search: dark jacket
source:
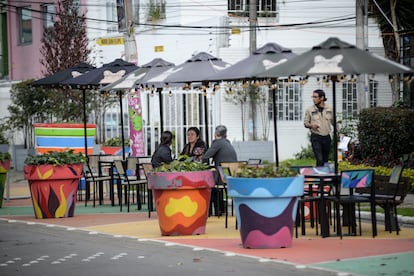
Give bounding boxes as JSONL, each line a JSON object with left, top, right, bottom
{"left": 202, "top": 138, "right": 237, "bottom": 165}
{"left": 180, "top": 139, "right": 207, "bottom": 159}
{"left": 151, "top": 144, "right": 173, "bottom": 168}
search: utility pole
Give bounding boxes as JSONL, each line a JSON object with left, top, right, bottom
{"left": 356, "top": 0, "right": 368, "bottom": 110}
{"left": 123, "top": 0, "right": 138, "bottom": 63}
{"left": 249, "top": 0, "right": 257, "bottom": 54}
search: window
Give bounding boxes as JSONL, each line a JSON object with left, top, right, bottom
{"left": 42, "top": 4, "right": 55, "bottom": 30}
{"left": 228, "top": 0, "right": 277, "bottom": 18}
{"left": 273, "top": 80, "right": 302, "bottom": 121}
{"left": 369, "top": 79, "right": 378, "bottom": 107}
{"left": 106, "top": 1, "right": 117, "bottom": 32}
{"left": 18, "top": 7, "right": 32, "bottom": 44}
{"left": 342, "top": 81, "right": 358, "bottom": 119}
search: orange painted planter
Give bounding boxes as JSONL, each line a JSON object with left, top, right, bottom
{"left": 147, "top": 170, "right": 215, "bottom": 236}
{"left": 0, "top": 159, "right": 11, "bottom": 208}
{"left": 23, "top": 164, "right": 83, "bottom": 219}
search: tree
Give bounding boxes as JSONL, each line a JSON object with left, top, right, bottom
{"left": 369, "top": 0, "right": 414, "bottom": 103}
{"left": 40, "top": 0, "right": 90, "bottom": 74}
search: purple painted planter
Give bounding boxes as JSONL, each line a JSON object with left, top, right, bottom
{"left": 227, "top": 176, "right": 304, "bottom": 249}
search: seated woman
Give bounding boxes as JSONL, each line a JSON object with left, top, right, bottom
{"left": 151, "top": 131, "right": 174, "bottom": 168}
{"left": 180, "top": 127, "right": 207, "bottom": 162}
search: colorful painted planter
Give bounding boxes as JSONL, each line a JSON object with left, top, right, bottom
{"left": 33, "top": 123, "right": 96, "bottom": 155}
{"left": 24, "top": 164, "right": 83, "bottom": 219}
{"left": 0, "top": 159, "right": 11, "bottom": 208}
{"left": 147, "top": 170, "right": 215, "bottom": 236}
{"left": 227, "top": 175, "right": 304, "bottom": 249}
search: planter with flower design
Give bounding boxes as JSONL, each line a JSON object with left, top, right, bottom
{"left": 23, "top": 150, "right": 85, "bottom": 218}
{"left": 147, "top": 160, "right": 214, "bottom": 236}
{"left": 0, "top": 152, "right": 11, "bottom": 208}
{"left": 227, "top": 164, "right": 304, "bottom": 249}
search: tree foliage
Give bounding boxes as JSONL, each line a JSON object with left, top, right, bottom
{"left": 369, "top": 0, "right": 414, "bottom": 103}
{"left": 40, "top": 0, "right": 90, "bottom": 74}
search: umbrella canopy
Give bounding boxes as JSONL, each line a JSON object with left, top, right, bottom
{"left": 204, "top": 42, "right": 297, "bottom": 165}
{"left": 63, "top": 58, "right": 138, "bottom": 89}
{"left": 257, "top": 37, "right": 413, "bottom": 77}
{"left": 62, "top": 58, "right": 139, "bottom": 159}
{"left": 257, "top": 37, "right": 413, "bottom": 173}
{"left": 158, "top": 52, "right": 230, "bottom": 84}
{"left": 99, "top": 58, "right": 176, "bottom": 92}
{"left": 31, "top": 62, "right": 95, "bottom": 87}
{"left": 205, "top": 42, "right": 297, "bottom": 81}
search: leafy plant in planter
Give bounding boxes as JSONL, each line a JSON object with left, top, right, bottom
{"left": 0, "top": 152, "right": 11, "bottom": 162}
{"left": 233, "top": 163, "right": 297, "bottom": 178}
{"left": 103, "top": 137, "right": 130, "bottom": 147}
{"left": 153, "top": 158, "right": 210, "bottom": 172}
{"left": 24, "top": 149, "right": 86, "bottom": 165}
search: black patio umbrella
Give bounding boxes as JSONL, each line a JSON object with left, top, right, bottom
{"left": 148, "top": 52, "right": 231, "bottom": 146}
{"left": 257, "top": 37, "right": 413, "bottom": 173}
{"left": 204, "top": 42, "right": 297, "bottom": 165}
{"left": 31, "top": 62, "right": 95, "bottom": 88}
{"left": 205, "top": 42, "right": 296, "bottom": 81}
{"left": 100, "top": 58, "right": 176, "bottom": 91}
{"left": 63, "top": 58, "right": 139, "bottom": 159}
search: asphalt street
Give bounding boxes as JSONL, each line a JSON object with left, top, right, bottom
{"left": 0, "top": 220, "right": 337, "bottom": 276}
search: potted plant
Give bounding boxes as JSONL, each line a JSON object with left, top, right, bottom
{"left": 0, "top": 152, "right": 11, "bottom": 208}
{"left": 147, "top": 159, "right": 215, "bottom": 236}
{"left": 24, "top": 149, "right": 86, "bottom": 219}
{"left": 101, "top": 137, "right": 130, "bottom": 155}
{"left": 226, "top": 164, "right": 304, "bottom": 249}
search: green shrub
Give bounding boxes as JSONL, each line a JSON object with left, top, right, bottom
{"left": 103, "top": 137, "right": 130, "bottom": 147}
{"left": 358, "top": 107, "right": 414, "bottom": 167}
{"left": 24, "top": 150, "right": 86, "bottom": 166}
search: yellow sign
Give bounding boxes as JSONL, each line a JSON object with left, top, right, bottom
{"left": 231, "top": 28, "right": 241, "bottom": 35}
{"left": 154, "top": 45, "right": 164, "bottom": 52}
{"left": 96, "top": 37, "right": 124, "bottom": 46}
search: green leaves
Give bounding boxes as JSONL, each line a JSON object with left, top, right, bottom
{"left": 153, "top": 159, "right": 210, "bottom": 172}
{"left": 234, "top": 163, "right": 297, "bottom": 178}
{"left": 24, "top": 149, "right": 86, "bottom": 166}
{"left": 0, "top": 152, "right": 11, "bottom": 162}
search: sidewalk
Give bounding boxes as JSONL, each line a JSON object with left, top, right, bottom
{"left": 1, "top": 170, "right": 414, "bottom": 275}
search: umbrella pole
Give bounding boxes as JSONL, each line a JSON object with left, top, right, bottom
{"left": 203, "top": 87, "right": 209, "bottom": 148}
{"left": 331, "top": 76, "right": 338, "bottom": 174}
{"left": 158, "top": 88, "right": 164, "bottom": 133}
{"left": 83, "top": 89, "right": 88, "bottom": 157}
{"left": 119, "top": 91, "right": 126, "bottom": 160}
{"left": 272, "top": 88, "right": 279, "bottom": 166}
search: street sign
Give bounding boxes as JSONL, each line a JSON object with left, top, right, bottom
{"left": 154, "top": 45, "right": 164, "bottom": 52}
{"left": 96, "top": 37, "right": 125, "bottom": 46}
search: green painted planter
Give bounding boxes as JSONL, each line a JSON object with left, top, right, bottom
{"left": 0, "top": 159, "right": 11, "bottom": 208}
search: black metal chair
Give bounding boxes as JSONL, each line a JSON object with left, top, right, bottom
{"left": 327, "top": 169, "right": 377, "bottom": 238}
{"left": 113, "top": 159, "right": 147, "bottom": 212}
{"left": 83, "top": 155, "right": 112, "bottom": 207}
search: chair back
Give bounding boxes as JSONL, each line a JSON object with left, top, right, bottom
{"left": 220, "top": 161, "right": 247, "bottom": 176}
{"left": 341, "top": 169, "right": 374, "bottom": 189}
{"left": 114, "top": 159, "right": 127, "bottom": 176}
{"left": 389, "top": 165, "right": 403, "bottom": 185}
{"left": 247, "top": 158, "right": 261, "bottom": 165}
{"left": 141, "top": 163, "right": 153, "bottom": 179}
{"left": 216, "top": 166, "right": 231, "bottom": 184}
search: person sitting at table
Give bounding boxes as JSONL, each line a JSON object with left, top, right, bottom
{"left": 202, "top": 125, "right": 238, "bottom": 216}
{"left": 151, "top": 130, "right": 173, "bottom": 168}
{"left": 180, "top": 127, "right": 207, "bottom": 162}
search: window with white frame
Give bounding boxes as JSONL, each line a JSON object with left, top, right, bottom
{"left": 42, "top": 4, "right": 55, "bottom": 30}
{"left": 369, "top": 79, "right": 378, "bottom": 107}
{"left": 272, "top": 80, "right": 302, "bottom": 121}
{"left": 228, "top": 0, "right": 277, "bottom": 17}
{"left": 342, "top": 81, "right": 358, "bottom": 119}
{"left": 18, "top": 7, "right": 32, "bottom": 44}
{"left": 106, "top": 1, "right": 117, "bottom": 32}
